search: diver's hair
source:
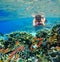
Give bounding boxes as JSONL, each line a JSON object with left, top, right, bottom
{"left": 35, "top": 15, "right": 41, "bottom": 21}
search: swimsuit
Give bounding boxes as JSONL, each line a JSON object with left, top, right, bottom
{"left": 36, "top": 22, "right": 43, "bottom": 26}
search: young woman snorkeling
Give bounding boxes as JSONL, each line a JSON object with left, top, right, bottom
{"left": 33, "top": 15, "right": 46, "bottom": 26}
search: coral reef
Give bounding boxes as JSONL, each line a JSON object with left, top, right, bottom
{"left": 0, "top": 24, "right": 60, "bottom": 62}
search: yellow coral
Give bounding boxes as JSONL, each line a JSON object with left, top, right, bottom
{"left": 48, "top": 33, "right": 57, "bottom": 43}
{"left": 0, "top": 60, "right": 3, "bottom": 62}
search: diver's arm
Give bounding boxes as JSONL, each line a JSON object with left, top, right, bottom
{"left": 41, "top": 17, "right": 45, "bottom": 22}
{"left": 41, "top": 17, "right": 46, "bottom": 26}
{"left": 33, "top": 19, "right": 36, "bottom": 26}
{"left": 43, "top": 22, "right": 45, "bottom": 26}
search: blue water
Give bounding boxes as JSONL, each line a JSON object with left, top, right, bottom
{"left": 0, "top": 17, "right": 60, "bottom": 34}
{"left": 0, "top": 0, "right": 60, "bottom": 35}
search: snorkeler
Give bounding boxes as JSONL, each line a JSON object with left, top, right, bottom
{"left": 33, "top": 15, "right": 46, "bottom": 26}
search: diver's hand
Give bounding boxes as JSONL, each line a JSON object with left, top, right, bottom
{"left": 43, "top": 23, "right": 45, "bottom": 26}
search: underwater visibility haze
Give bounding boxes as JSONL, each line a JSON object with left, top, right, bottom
{"left": 0, "top": 0, "right": 60, "bottom": 62}
{"left": 0, "top": 0, "right": 60, "bottom": 34}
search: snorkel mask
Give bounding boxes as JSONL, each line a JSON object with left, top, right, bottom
{"left": 35, "top": 15, "right": 41, "bottom": 21}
